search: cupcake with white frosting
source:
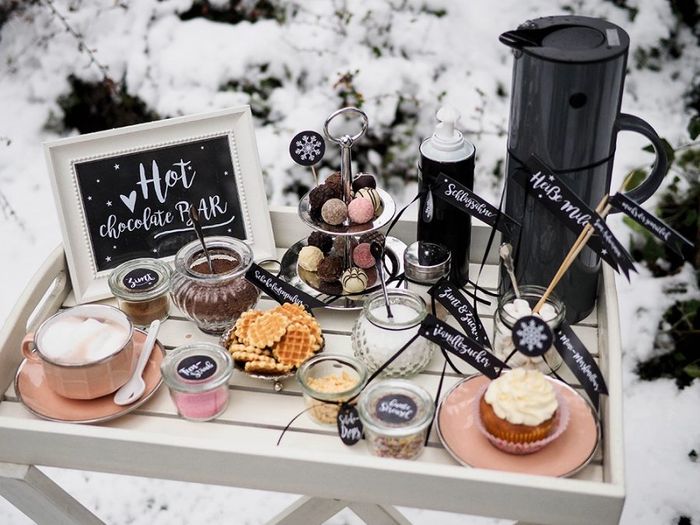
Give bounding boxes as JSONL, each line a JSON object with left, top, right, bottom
{"left": 479, "top": 368, "right": 559, "bottom": 444}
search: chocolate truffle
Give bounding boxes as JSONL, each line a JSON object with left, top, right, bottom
{"left": 332, "top": 236, "right": 358, "bottom": 256}
{"left": 352, "top": 173, "right": 377, "bottom": 193}
{"left": 307, "top": 231, "right": 333, "bottom": 254}
{"left": 325, "top": 172, "right": 342, "bottom": 186}
{"left": 309, "top": 185, "right": 335, "bottom": 218}
{"left": 348, "top": 197, "right": 375, "bottom": 225}
{"left": 359, "top": 231, "right": 386, "bottom": 246}
{"left": 352, "top": 243, "right": 375, "bottom": 269}
{"left": 298, "top": 246, "right": 324, "bottom": 272}
{"left": 355, "top": 187, "right": 381, "bottom": 215}
{"left": 341, "top": 267, "right": 368, "bottom": 294}
{"left": 317, "top": 255, "right": 344, "bottom": 283}
{"left": 321, "top": 198, "right": 348, "bottom": 226}
{"left": 325, "top": 180, "right": 344, "bottom": 200}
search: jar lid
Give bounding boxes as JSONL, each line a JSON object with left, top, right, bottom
{"left": 108, "top": 258, "right": 171, "bottom": 301}
{"left": 358, "top": 379, "right": 434, "bottom": 435}
{"left": 404, "top": 242, "right": 451, "bottom": 284}
{"left": 160, "top": 343, "right": 233, "bottom": 393}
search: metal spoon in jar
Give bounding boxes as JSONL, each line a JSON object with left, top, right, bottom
{"left": 370, "top": 241, "right": 393, "bottom": 319}
{"left": 114, "top": 320, "right": 161, "bottom": 406}
{"left": 189, "top": 203, "right": 214, "bottom": 274}
{"left": 499, "top": 242, "right": 521, "bottom": 299}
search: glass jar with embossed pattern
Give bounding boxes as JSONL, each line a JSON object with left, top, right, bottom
{"left": 170, "top": 237, "right": 259, "bottom": 335}
{"left": 352, "top": 289, "right": 435, "bottom": 378}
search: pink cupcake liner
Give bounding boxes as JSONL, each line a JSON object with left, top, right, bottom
{"left": 473, "top": 385, "right": 570, "bottom": 455}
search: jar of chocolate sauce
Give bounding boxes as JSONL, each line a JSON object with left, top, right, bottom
{"left": 170, "top": 237, "right": 259, "bottom": 334}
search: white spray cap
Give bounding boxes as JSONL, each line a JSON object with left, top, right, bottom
{"left": 424, "top": 105, "right": 470, "bottom": 158}
{"left": 434, "top": 106, "right": 460, "bottom": 142}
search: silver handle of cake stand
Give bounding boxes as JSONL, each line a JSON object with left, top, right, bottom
{"left": 323, "top": 107, "right": 369, "bottom": 267}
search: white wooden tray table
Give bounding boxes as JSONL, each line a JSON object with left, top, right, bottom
{"left": 0, "top": 207, "right": 625, "bottom": 525}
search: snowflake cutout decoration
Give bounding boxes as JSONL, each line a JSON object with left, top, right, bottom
{"left": 512, "top": 315, "right": 553, "bottom": 357}
{"left": 289, "top": 130, "right": 325, "bottom": 166}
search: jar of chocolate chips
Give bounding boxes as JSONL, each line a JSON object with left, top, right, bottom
{"left": 108, "top": 258, "right": 171, "bottom": 328}
{"left": 170, "top": 237, "right": 259, "bottom": 335}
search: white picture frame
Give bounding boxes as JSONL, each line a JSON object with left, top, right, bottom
{"left": 44, "top": 105, "right": 276, "bottom": 304}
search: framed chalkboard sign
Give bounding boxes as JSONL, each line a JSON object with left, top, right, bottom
{"left": 44, "top": 106, "right": 276, "bottom": 303}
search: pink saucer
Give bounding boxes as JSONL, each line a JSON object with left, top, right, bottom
{"left": 15, "top": 329, "right": 165, "bottom": 424}
{"left": 437, "top": 374, "right": 600, "bottom": 477}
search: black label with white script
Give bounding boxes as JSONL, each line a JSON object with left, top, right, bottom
{"left": 122, "top": 267, "right": 159, "bottom": 291}
{"left": 515, "top": 156, "right": 636, "bottom": 279}
{"left": 420, "top": 314, "right": 507, "bottom": 379}
{"left": 337, "top": 403, "right": 363, "bottom": 446}
{"left": 554, "top": 323, "right": 608, "bottom": 410}
{"left": 511, "top": 315, "right": 553, "bottom": 357}
{"left": 245, "top": 263, "right": 325, "bottom": 310}
{"left": 609, "top": 192, "right": 693, "bottom": 259}
{"left": 429, "top": 279, "right": 491, "bottom": 349}
{"left": 177, "top": 355, "right": 218, "bottom": 381}
{"left": 432, "top": 173, "right": 520, "bottom": 238}
{"left": 375, "top": 394, "right": 417, "bottom": 424}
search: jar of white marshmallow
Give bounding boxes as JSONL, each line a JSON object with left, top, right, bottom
{"left": 493, "top": 285, "right": 565, "bottom": 373}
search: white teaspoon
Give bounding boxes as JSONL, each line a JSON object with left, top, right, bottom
{"left": 114, "top": 319, "right": 161, "bottom": 406}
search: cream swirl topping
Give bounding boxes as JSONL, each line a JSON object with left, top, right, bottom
{"left": 484, "top": 368, "right": 558, "bottom": 426}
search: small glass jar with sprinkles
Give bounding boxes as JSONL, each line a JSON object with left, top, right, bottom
{"left": 358, "top": 379, "right": 434, "bottom": 460}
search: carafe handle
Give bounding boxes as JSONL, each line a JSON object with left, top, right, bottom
{"left": 613, "top": 113, "right": 669, "bottom": 209}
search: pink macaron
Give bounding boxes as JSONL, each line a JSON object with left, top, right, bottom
{"left": 352, "top": 243, "right": 376, "bottom": 269}
{"left": 348, "top": 197, "right": 375, "bottom": 225}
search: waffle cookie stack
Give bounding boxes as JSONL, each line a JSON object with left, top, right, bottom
{"left": 226, "top": 303, "right": 324, "bottom": 376}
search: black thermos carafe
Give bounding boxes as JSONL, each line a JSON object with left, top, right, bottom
{"left": 500, "top": 16, "right": 668, "bottom": 322}
{"left": 418, "top": 106, "right": 476, "bottom": 286}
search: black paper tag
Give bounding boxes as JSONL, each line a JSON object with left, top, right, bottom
{"left": 375, "top": 394, "right": 417, "bottom": 424}
{"left": 554, "top": 323, "right": 608, "bottom": 410}
{"left": 609, "top": 192, "right": 693, "bottom": 259}
{"left": 516, "top": 156, "right": 636, "bottom": 279}
{"left": 122, "top": 267, "right": 159, "bottom": 291}
{"left": 177, "top": 355, "right": 217, "bottom": 381}
{"left": 429, "top": 279, "right": 491, "bottom": 349}
{"left": 245, "top": 263, "right": 325, "bottom": 310}
{"left": 337, "top": 403, "right": 363, "bottom": 446}
{"left": 432, "top": 174, "right": 520, "bottom": 238}
{"left": 420, "top": 314, "right": 507, "bottom": 379}
{"left": 289, "top": 130, "right": 325, "bottom": 166}
{"left": 511, "top": 315, "right": 553, "bottom": 357}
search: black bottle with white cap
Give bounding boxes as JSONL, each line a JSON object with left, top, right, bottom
{"left": 417, "top": 106, "right": 475, "bottom": 286}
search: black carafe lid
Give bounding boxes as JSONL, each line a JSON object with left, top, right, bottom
{"left": 500, "top": 15, "right": 629, "bottom": 63}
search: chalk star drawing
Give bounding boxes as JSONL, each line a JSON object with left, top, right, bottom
{"left": 87, "top": 196, "right": 92, "bottom": 201}
{"left": 114, "top": 164, "right": 119, "bottom": 170}
{"left": 105, "top": 256, "right": 112, "bottom": 262}
{"left": 601, "top": 249, "right": 608, "bottom": 255}
{"left": 106, "top": 201, "right": 112, "bottom": 207}
{"left": 515, "top": 319, "right": 548, "bottom": 353}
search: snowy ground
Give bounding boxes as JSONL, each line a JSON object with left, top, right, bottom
{"left": 0, "top": 0, "right": 698, "bottom": 523}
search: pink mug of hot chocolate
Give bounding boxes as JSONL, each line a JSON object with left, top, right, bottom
{"left": 21, "top": 304, "right": 135, "bottom": 400}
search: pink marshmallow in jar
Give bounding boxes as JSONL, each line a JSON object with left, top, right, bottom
{"left": 161, "top": 343, "right": 233, "bottom": 421}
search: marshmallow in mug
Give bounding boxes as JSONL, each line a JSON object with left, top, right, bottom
{"left": 502, "top": 299, "right": 557, "bottom": 323}
{"left": 40, "top": 316, "right": 130, "bottom": 365}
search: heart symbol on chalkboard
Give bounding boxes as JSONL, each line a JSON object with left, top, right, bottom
{"left": 119, "top": 191, "right": 137, "bottom": 213}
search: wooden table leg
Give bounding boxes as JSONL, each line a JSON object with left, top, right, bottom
{"left": 347, "top": 502, "right": 412, "bottom": 524}
{"left": 0, "top": 462, "right": 104, "bottom": 525}
{"left": 266, "top": 496, "right": 349, "bottom": 524}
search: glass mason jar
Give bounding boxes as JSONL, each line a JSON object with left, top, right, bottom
{"left": 493, "top": 285, "right": 565, "bottom": 373}
{"left": 297, "top": 354, "right": 367, "bottom": 425}
{"left": 108, "top": 258, "right": 171, "bottom": 328}
{"left": 170, "top": 237, "right": 259, "bottom": 335}
{"left": 161, "top": 342, "right": 233, "bottom": 421}
{"left": 358, "top": 379, "right": 434, "bottom": 460}
{"left": 352, "top": 289, "right": 435, "bottom": 378}
{"left": 403, "top": 241, "right": 451, "bottom": 320}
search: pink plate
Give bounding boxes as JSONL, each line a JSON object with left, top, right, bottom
{"left": 15, "top": 329, "right": 165, "bottom": 424}
{"left": 437, "top": 374, "right": 600, "bottom": 477}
